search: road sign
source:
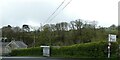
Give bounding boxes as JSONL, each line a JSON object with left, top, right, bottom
{"left": 108, "top": 34, "right": 116, "bottom": 42}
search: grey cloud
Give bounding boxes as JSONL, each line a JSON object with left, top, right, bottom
{"left": 1, "top": 0, "right": 62, "bottom": 27}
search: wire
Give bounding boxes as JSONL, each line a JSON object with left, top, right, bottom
{"left": 62, "top": 0, "right": 72, "bottom": 10}
{"left": 48, "top": 0, "right": 72, "bottom": 23}
{"left": 45, "top": 0, "right": 66, "bottom": 24}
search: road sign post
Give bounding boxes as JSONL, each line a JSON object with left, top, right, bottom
{"left": 108, "top": 34, "right": 116, "bottom": 58}
{"left": 108, "top": 42, "right": 111, "bottom": 58}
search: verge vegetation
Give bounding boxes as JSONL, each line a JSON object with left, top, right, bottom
{"left": 10, "top": 41, "right": 119, "bottom": 58}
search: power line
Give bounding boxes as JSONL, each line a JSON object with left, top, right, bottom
{"left": 62, "top": 0, "right": 72, "bottom": 10}
{"left": 48, "top": 0, "right": 72, "bottom": 23}
{"left": 45, "top": 0, "right": 66, "bottom": 24}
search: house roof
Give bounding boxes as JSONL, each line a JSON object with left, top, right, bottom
{"left": 0, "top": 40, "right": 27, "bottom": 48}
{"left": 12, "top": 41, "right": 27, "bottom": 48}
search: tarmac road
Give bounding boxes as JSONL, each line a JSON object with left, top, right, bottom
{"left": 1, "top": 57, "right": 82, "bottom": 60}
{"left": 1, "top": 57, "right": 118, "bottom": 60}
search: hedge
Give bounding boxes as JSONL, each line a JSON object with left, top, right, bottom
{"left": 9, "top": 47, "right": 43, "bottom": 56}
{"left": 51, "top": 41, "right": 119, "bottom": 58}
{"left": 10, "top": 41, "right": 119, "bottom": 58}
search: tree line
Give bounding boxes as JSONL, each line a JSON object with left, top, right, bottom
{"left": 1, "top": 19, "right": 119, "bottom": 47}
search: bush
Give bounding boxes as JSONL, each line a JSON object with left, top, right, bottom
{"left": 51, "top": 41, "right": 119, "bottom": 58}
{"left": 10, "top": 41, "right": 119, "bottom": 58}
{"left": 9, "top": 47, "right": 43, "bottom": 56}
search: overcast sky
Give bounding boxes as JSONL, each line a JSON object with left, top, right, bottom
{"left": 0, "top": 0, "right": 119, "bottom": 28}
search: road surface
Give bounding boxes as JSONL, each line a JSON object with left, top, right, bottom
{"left": 1, "top": 57, "right": 82, "bottom": 60}
{"left": 1, "top": 57, "right": 118, "bottom": 60}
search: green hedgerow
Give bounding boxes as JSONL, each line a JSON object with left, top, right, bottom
{"left": 10, "top": 41, "right": 119, "bottom": 58}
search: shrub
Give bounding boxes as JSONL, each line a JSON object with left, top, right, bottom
{"left": 9, "top": 47, "right": 43, "bottom": 56}
{"left": 10, "top": 41, "right": 119, "bottom": 58}
{"left": 51, "top": 41, "right": 119, "bottom": 58}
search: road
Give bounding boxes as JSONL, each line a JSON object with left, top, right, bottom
{"left": 1, "top": 57, "right": 82, "bottom": 60}
{"left": 1, "top": 57, "right": 118, "bottom": 60}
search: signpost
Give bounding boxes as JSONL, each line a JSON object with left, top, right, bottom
{"left": 108, "top": 34, "right": 116, "bottom": 42}
{"left": 108, "top": 34, "right": 116, "bottom": 58}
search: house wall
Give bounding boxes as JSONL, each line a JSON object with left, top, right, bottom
{"left": 9, "top": 43, "right": 19, "bottom": 50}
{"left": 2, "top": 47, "right": 10, "bottom": 55}
{"left": 0, "top": 48, "right": 2, "bottom": 55}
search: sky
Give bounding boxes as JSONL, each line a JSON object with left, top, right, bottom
{"left": 0, "top": 0, "right": 120, "bottom": 28}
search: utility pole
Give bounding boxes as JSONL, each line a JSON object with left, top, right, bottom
{"left": 33, "top": 29, "right": 37, "bottom": 48}
{"left": 40, "top": 23, "right": 42, "bottom": 31}
{"left": 33, "top": 34, "right": 35, "bottom": 47}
